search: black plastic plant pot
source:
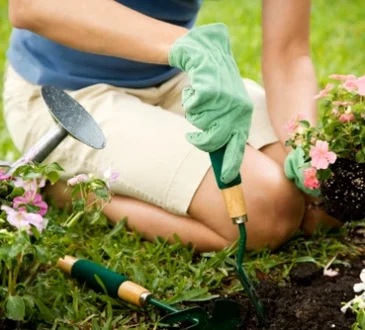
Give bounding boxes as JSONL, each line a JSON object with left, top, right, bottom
{"left": 320, "top": 158, "right": 365, "bottom": 223}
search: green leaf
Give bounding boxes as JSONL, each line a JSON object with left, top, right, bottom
{"left": 44, "top": 162, "right": 64, "bottom": 172}
{"left": 33, "top": 298, "right": 54, "bottom": 321}
{"left": 285, "top": 138, "right": 294, "bottom": 147}
{"left": 7, "top": 187, "right": 24, "bottom": 199}
{"left": 358, "top": 310, "right": 365, "bottom": 329}
{"left": 30, "top": 225, "right": 41, "bottom": 240}
{"left": 355, "top": 150, "right": 365, "bottom": 163}
{"left": 46, "top": 171, "right": 60, "bottom": 185}
{"left": 5, "top": 295, "right": 26, "bottom": 320}
{"left": 34, "top": 245, "right": 49, "bottom": 263}
{"left": 355, "top": 147, "right": 365, "bottom": 163}
{"left": 25, "top": 204, "right": 41, "bottom": 214}
{"left": 106, "top": 219, "right": 126, "bottom": 239}
{"left": 22, "top": 172, "right": 42, "bottom": 180}
{"left": 72, "top": 199, "right": 86, "bottom": 212}
{"left": 294, "top": 256, "right": 318, "bottom": 264}
{"left": 9, "top": 243, "right": 26, "bottom": 259}
{"left": 317, "top": 169, "right": 332, "bottom": 181}
{"left": 94, "top": 189, "right": 110, "bottom": 201}
{"left": 167, "top": 288, "right": 209, "bottom": 304}
{"left": 92, "top": 318, "right": 101, "bottom": 330}
{"left": 299, "top": 120, "right": 310, "bottom": 128}
{"left": 71, "top": 184, "right": 81, "bottom": 199}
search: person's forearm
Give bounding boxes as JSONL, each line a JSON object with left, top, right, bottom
{"left": 262, "top": 54, "right": 318, "bottom": 148}
{"left": 9, "top": 0, "right": 188, "bottom": 64}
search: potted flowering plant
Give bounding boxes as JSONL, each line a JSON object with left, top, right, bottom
{"left": 285, "top": 74, "right": 365, "bottom": 222}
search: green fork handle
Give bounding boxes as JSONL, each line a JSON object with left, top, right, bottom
{"left": 209, "top": 146, "right": 247, "bottom": 223}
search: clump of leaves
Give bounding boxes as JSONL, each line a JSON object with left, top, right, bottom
{"left": 0, "top": 162, "right": 113, "bottom": 323}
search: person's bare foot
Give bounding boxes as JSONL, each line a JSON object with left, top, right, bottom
{"left": 300, "top": 195, "right": 342, "bottom": 234}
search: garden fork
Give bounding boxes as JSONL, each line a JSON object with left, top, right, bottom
{"left": 207, "top": 146, "right": 267, "bottom": 327}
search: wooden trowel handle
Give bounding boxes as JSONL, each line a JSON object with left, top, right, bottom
{"left": 57, "top": 256, "right": 151, "bottom": 307}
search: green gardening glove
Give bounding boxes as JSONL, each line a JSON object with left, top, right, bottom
{"left": 168, "top": 23, "right": 253, "bottom": 184}
{"left": 284, "top": 147, "right": 320, "bottom": 198}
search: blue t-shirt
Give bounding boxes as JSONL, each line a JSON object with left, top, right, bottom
{"left": 7, "top": 0, "right": 202, "bottom": 90}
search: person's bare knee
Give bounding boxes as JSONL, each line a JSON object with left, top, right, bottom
{"left": 189, "top": 146, "right": 306, "bottom": 251}
{"left": 245, "top": 173, "right": 305, "bottom": 250}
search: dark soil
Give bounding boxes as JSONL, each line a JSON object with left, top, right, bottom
{"left": 321, "top": 158, "right": 365, "bottom": 222}
{"left": 169, "top": 259, "right": 363, "bottom": 330}
{"left": 235, "top": 260, "right": 360, "bottom": 330}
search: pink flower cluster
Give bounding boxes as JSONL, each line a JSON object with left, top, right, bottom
{"left": 338, "top": 107, "right": 355, "bottom": 123}
{"left": 303, "top": 141, "right": 337, "bottom": 190}
{"left": 284, "top": 112, "right": 308, "bottom": 136}
{"left": 303, "top": 168, "right": 320, "bottom": 190}
{"left": 67, "top": 166, "right": 119, "bottom": 190}
{"left": 1, "top": 176, "right": 48, "bottom": 234}
{"left": 0, "top": 169, "right": 10, "bottom": 181}
{"left": 315, "top": 74, "right": 365, "bottom": 99}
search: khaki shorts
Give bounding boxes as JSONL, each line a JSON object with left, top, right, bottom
{"left": 2, "top": 63, "right": 278, "bottom": 216}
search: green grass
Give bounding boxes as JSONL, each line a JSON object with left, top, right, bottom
{"left": 0, "top": 0, "right": 16, "bottom": 161}
{"left": 0, "top": 1, "right": 364, "bottom": 329}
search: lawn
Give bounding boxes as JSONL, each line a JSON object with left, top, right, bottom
{"left": 0, "top": 1, "right": 365, "bottom": 329}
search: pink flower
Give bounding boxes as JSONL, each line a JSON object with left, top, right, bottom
{"left": 303, "top": 168, "right": 320, "bottom": 190}
{"left": 309, "top": 140, "right": 337, "bottom": 170}
{"left": 0, "top": 169, "right": 10, "bottom": 181}
{"left": 67, "top": 174, "right": 89, "bottom": 186}
{"left": 1, "top": 205, "right": 46, "bottom": 234}
{"left": 339, "top": 106, "right": 355, "bottom": 122}
{"left": 356, "top": 75, "right": 365, "bottom": 96}
{"left": 329, "top": 74, "right": 357, "bottom": 81}
{"left": 13, "top": 191, "right": 48, "bottom": 216}
{"left": 342, "top": 79, "right": 358, "bottom": 92}
{"left": 339, "top": 113, "right": 355, "bottom": 122}
{"left": 314, "top": 83, "right": 334, "bottom": 99}
{"left": 14, "top": 177, "right": 46, "bottom": 191}
{"left": 284, "top": 112, "right": 308, "bottom": 136}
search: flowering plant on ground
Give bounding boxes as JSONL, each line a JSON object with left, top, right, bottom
{"left": 0, "top": 162, "right": 114, "bottom": 322}
{"left": 341, "top": 269, "right": 365, "bottom": 329}
{"left": 64, "top": 166, "right": 117, "bottom": 227}
{"left": 286, "top": 74, "right": 365, "bottom": 190}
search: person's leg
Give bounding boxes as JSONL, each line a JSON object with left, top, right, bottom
{"left": 45, "top": 144, "right": 305, "bottom": 252}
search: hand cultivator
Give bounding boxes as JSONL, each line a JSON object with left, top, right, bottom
{"left": 209, "top": 147, "right": 267, "bottom": 327}
{"left": 58, "top": 256, "right": 244, "bottom": 330}
{"left": 0, "top": 85, "right": 106, "bottom": 170}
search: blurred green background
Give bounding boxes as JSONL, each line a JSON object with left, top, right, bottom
{"left": 1, "top": 1, "right": 364, "bottom": 161}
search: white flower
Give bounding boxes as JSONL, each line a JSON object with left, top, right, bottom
{"left": 354, "top": 269, "right": 365, "bottom": 293}
{"left": 14, "top": 177, "right": 46, "bottom": 191}
{"left": 341, "top": 269, "right": 365, "bottom": 313}
{"left": 101, "top": 165, "right": 119, "bottom": 189}
{"left": 323, "top": 256, "right": 339, "bottom": 277}
{"left": 323, "top": 268, "right": 339, "bottom": 277}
